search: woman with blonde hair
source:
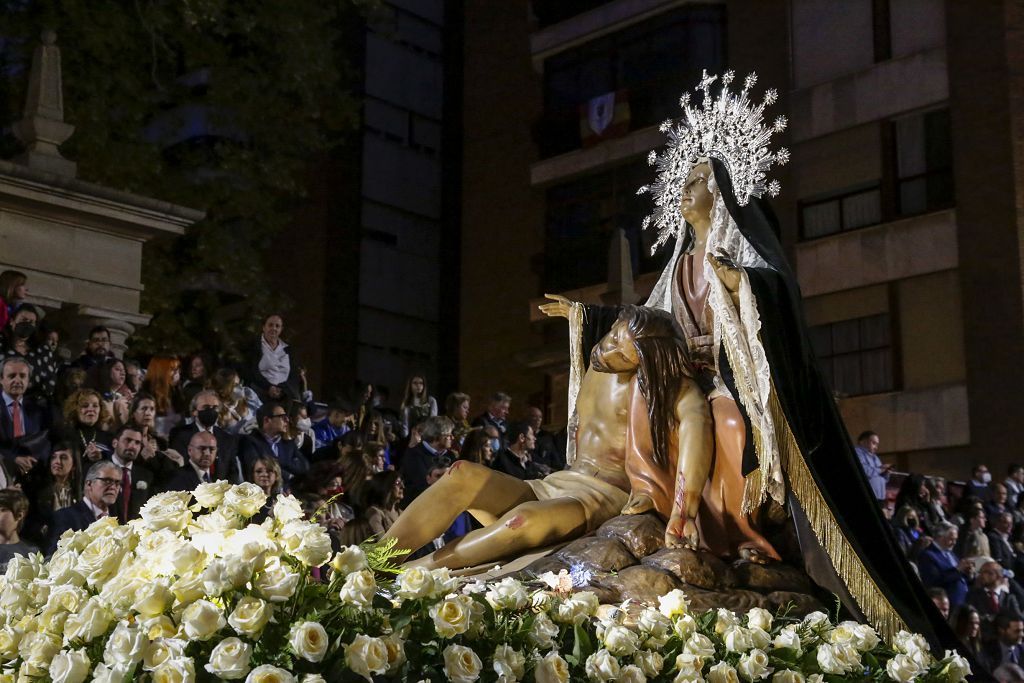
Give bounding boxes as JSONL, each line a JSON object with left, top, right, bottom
{"left": 211, "top": 367, "right": 259, "bottom": 434}
{"left": 58, "top": 388, "right": 114, "bottom": 465}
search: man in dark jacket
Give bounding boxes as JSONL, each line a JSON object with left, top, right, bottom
{"left": 47, "top": 460, "right": 121, "bottom": 554}
{"left": 917, "top": 522, "right": 974, "bottom": 610}
{"left": 169, "top": 390, "right": 241, "bottom": 484}
{"left": 238, "top": 401, "right": 309, "bottom": 487}
{"left": 0, "top": 356, "right": 49, "bottom": 482}
{"left": 491, "top": 420, "right": 546, "bottom": 480}
{"left": 399, "top": 416, "right": 454, "bottom": 503}
{"left": 163, "top": 431, "right": 220, "bottom": 493}
{"left": 110, "top": 424, "right": 157, "bottom": 524}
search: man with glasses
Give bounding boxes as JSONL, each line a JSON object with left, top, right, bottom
{"left": 169, "top": 390, "right": 242, "bottom": 484}
{"left": 71, "top": 325, "right": 114, "bottom": 371}
{"left": 163, "top": 431, "right": 220, "bottom": 493}
{"left": 46, "top": 460, "right": 121, "bottom": 554}
{"left": 399, "top": 415, "right": 455, "bottom": 503}
{"left": 239, "top": 400, "right": 310, "bottom": 488}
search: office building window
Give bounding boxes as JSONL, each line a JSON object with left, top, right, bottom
{"left": 538, "top": 5, "right": 726, "bottom": 157}
{"left": 895, "top": 108, "right": 953, "bottom": 216}
{"left": 810, "top": 313, "right": 895, "bottom": 397}
{"left": 799, "top": 184, "right": 882, "bottom": 240}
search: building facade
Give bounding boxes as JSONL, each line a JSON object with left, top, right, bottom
{"left": 460, "top": 0, "right": 1023, "bottom": 477}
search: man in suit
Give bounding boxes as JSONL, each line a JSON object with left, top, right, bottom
{"left": 967, "top": 560, "right": 1022, "bottom": 638}
{"left": 238, "top": 401, "right": 309, "bottom": 487}
{"left": 399, "top": 415, "right": 454, "bottom": 503}
{"left": 169, "top": 390, "right": 241, "bottom": 484}
{"left": 163, "top": 431, "right": 219, "bottom": 493}
{"left": 917, "top": 521, "right": 974, "bottom": 609}
{"left": 110, "top": 424, "right": 156, "bottom": 524}
{"left": 471, "top": 392, "right": 510, "bottom": 449}
{"left": 0, "top": 356, "right": 48, "bottom": 481}
{"left": 491, "top": 420, "right": 546, "bottom": 480}
{"left": 47, "top": 460, "right": 121, "bottom": 554}
{"left": 981, "top": 612, "right": 1024, "bottom": 672}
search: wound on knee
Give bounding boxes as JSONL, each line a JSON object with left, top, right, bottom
{"left": 449, "top": 460, "right": 465, "bottom": 472}
{"left": 506, "top": 514, "right": 525, "bottom": 529}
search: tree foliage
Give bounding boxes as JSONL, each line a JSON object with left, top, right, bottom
{"left": 0, "top": 0, "right": 374, "bottom": 359}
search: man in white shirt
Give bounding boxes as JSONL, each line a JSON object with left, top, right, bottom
{"left": 47, "top": 460, "right": 122, "bottom": 554}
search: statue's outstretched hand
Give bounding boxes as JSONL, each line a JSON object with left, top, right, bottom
{"left": 707, "top": 251, "right": 742, "bottom": 294}
{"left": 539, "top": 293, "right": 573, "bottom": 320}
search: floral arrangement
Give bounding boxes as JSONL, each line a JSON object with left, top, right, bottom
{"left": 0, "top": 482, "right": 972, "bottom": 683}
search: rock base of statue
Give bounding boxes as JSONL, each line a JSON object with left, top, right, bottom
{"left": 515, "top": 512, "right": 828, "bottom": 617}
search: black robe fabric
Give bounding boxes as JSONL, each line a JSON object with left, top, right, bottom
{"left": 577, "top": 157, "right": 979, "bottom": 671}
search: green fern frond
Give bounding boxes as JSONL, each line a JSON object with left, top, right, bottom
{"left": 360, "top": 536, "right": 409, "bottom": 574}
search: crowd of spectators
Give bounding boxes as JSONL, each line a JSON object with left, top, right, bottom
{"left": 865, "top": 425, "right": 1024, "bottom": 676}
{"left": 0, "top": 271, "right": 571, "bottom": 571}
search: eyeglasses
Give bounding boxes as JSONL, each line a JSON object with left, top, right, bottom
{"left": 271, "top": 413, "right": 289, "bottom": 420}
{"left": 89, "top": 477, "right": 122, "bottom": 488}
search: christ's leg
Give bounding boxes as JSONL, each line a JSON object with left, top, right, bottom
{"left": 410, "top": 498, "right": 589, "bottom": 570}
{"left": 382, "top": 460, "right": 535, "bottom": 558}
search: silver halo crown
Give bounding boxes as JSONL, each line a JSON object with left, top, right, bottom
{"left": 638, "top": 70, "right": 790, "bottom": 253}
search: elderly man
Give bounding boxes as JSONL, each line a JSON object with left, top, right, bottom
{"left": 47, "top": 460, "right": 121, "bottom": 554}
{"left": 0, "top": 356, "right": 48, "bottom": 479}
{"left": 854, "top": 430, "right": 889, "bottom": 506}
{"left": 472, "top": 392, "right": 511, "bottom": 448}
{"left": 917, "top": 521, "right": 974, "bottom": 609}
{"left": 399, "top": 415, "right": 454, "bottom": 503}
{"left": 169, "top": 389, "right": 241, "bottom": 484}
{"left": 163, "top": 431, "right": 219, "bottom": 493}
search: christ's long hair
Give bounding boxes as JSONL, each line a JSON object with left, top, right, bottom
{"left": 619, "top": 305, "right": 693, "bottom": 469}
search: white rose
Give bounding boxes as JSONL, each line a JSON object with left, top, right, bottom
{"left": 715, "top": 609, "right": 740, "bottom": 635}
{"left": 255, "top": 557, "right": 300, "bottom": 602}
{"left": 807, "top": 676, "right": 824, "bottom": 683}
{"left": 329, "top": 546, "right": 368, "bottom": 577}
{"left": 485, "top": 577, "right": 529, "bottom": 611}
{"left": 339, "top": 569, "right": 377, "bottom": 608}
{"left": 892, "top": 631, "right": 930, "bottom": 657}
{"left": 289, "top": 621, "right": 329, "bottom": 663}
{"left": 658, "top": 589, "right": 689, "bottom": 619}
{"left": 749, "top": 627, "right": 771, "bottom": 651}
{"left": 827, "top": 622, "right": 857, "bottom": 647}
{"left": 939, "top": 650, "right": 972, "bottom": 682}
{"left": 535, "top": 651, "right": 570, "bottom": 683}
{"left": 737, "top": 649, "right": 771, "bottom": 682}
{"left": 554, "top": 591, "right": 599, "bottom": 625}
{"left": 245, "top": 664, "right": 297, "bottom": 683}
{"left": 431, "top": 595, "right": 476, "bottom": 638}
{"left": 92, "top": 662, "right": 130, "bottom": 683}
{"left": 272, "top": 494, "right": 304, "bottom": 523}
{"left": 383, "top": 633, "right": 406, "bottom": 669}
{"left": 170, "top": 544, "right": 205, "bottom": 576}
{"left": 150, "top": 655, "right": 196, "bottom": 683}
{"left": 301, "top": 676, "right": 326, "bottom": 683}
{"left": 685, "top": 633, "right": 716, "bottom": 659}
{"left": 770, "top": 670, "right": 804, "bottom": 683}
{"left": 77, "top": 536, "right": 124, "bottom": 587}
{"left": 140, "top": 491, "right": 194, "bottom": 531}
{"left": 673, "top": 653, "right": 704, "bottom": 683}
{"left": 192, "top": 506, "right": 243, "bottom": 533}
{"left": 49, "top": 648, "right": 91, "bottom": 683}
{"left": 396, "top": 567, "right": 435, "bottom": 599}
{"left": 815, "top": 643, "right": 859, "bottom": 675}
{"left": 528, "top": 611, "right": 560, "bottom": 650}
{"left": 801, "top": 611, "right": 830, "bottom": 629}
{"left": 202, "top": 557, "right": 254, "bottom": 597}
{"left": 585, "top": 649, "right": 620, "bottom": 682}
{"left": 746, "top": 608, "right": 773, "bottom": 632}
{"left": 280, "top": 520, "right": 332, "bottom": 567}
{"left": 674, "top": 613, "right": 698, "bottom": 639}
{"left": 619, "top": 665, "right": 647, "bottom": 683}
{"left": 223, "top": 483, "right": 268, "bottom": 518}
{"left": 773, "top": 626, "right": 801, "bottom": 655}
{"left": 103, "top": 621, "right": 146, "bottom": 668}
{"left": 443, "top": 644, "right": 482, "bottom": 683}
{"left": 140, "top": 615, "right": 178, "bottom": 641}
{"left": 131, "top": 578, "right": 173, "bottom": 617}
{"left": 345, "top": 634, "right": 389, "bottom": 682}
{"left": 707, "top": 661, "right": 740, "bottom": 683}
{"left": 205, "top": 637, "right": 252, "bottom": 680}
{"left": 229, "top": 596, "right": 273, "bottom": 636}
{"left": 171, "top": 571, "right": 207, "bottom": 605}
{"left": 181, "top": 599, "right": 226, "bottom": 641}
{"left": 634, "top": 650, "right": 664, "bottom": 678}
{"left": 723, "top": 626, "right": 755, "bottom": 653}
{"left": 0, "top": 626, "right": 22, "bottom": 659}
{"left": 602, "top": 624, "right": 639, "bottom": 657}
{"left": 885, "top": 653, "right": 924, "bottom": 683}
{"left": 431, "top": 567, "right": 461, "bottom": 595}
{"left": 193, "top": 480, "right": 232, "bottom": 508}
{"left": 672, "top": 669, "right": 705, "bottom": 683}
{"left": 638, "top": 608, "right": 672, "bottom": 639}
{"left": 5, "top": 554, "right": 38, "bottom": 582}
{"left": 63, "top": 596, "right": 112, "bottom": 644}
{"left": 143, "top": 638, "right": 187, "bottom": 671}
{"left": 492, "top": 643, "right": 526, "bottom": 682}
{"left": 19, "top": 631, "right": 60, "bottom": 675}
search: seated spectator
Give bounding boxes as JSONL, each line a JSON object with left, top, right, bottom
{"left": 163, "top": 431, "right": 220, "bottom": 493}
{"left": 110, "top": 424, "right": 156, "bottom": 523}
{"left": 0, "top": 489, "right": 37, "bottom": 572}
{"left": 57, "top": 388, "right": 113, "bottom": 467}
{"left": 981, "top": 612, "right": 1024, "bottom": 671}
{"left": 0, "top": 356, "right": 49, "bottom": 481}
{"left": 445, "top": 392, "right": 471, "bottom": 449}
{"left": 286, "top": 401, "right": 315, "bottom": 460}
{"left": 123, "top": 359, "right": 143, "bottom": 394}
{"left": 399, "top": 415, "right": 454, "bottom": 503}
{"left": 1006, "top": 465, "right": 1024, "bottom": 509}
{"left": 952, "top": 495, "right": 983, "bottom": 529}
{"left": 989, "top": 512, "right": 1022, "bottom": 574}
{"left": 967, "top": 560, "right": 1022, "bottom": 637}
{"left": 126, "top": 392, "right": 183, "bottom": 481}
{"left": 169, "top": 390, "right": 241, "bottom": 484}
{"left": 958, "top": 507, "right": 992, "bottom": 560}
{"left": 472, "top": 392, "right": 510, "bottom": 449}
{"left": 0, "top": 304, "right": 59, "bottom": 401}
{"left": 891, "top": 505, "right": 928, "bottom": 559}
{"left": 70, "top": 325, "right": 115, "bottom": 371}
{"left": 366, "top": 444, "right": 388, "bottom": 474}
{"left": 952, "top": 605, "right": 983, "bottom": 663}
{"left": 527, "top": 405, "right": 565, "bottom": 472}
{"left": 927, "top": 587, "right": 950, "bottom": 621}
{"left": 363, "top": 471, "right": 403, "bottom": 539}
{"left": 400, "top": 374, "right": 437, "bottom": 437}
{"left": 312, "top": 400, "right": 355, "bottom": 450}
{"left": 491, "top": 420, "right": 547, "bottom": 480}
{"left": 337, "top": 451, "right": 373, "bottom": 508}
{"left": 925, "top": 476, "right": 951, "bottom": 528}
{"left": 894, "top": 474, "right": 936, "bottom": 535}
{"left": 180, "top": 352, "right": 211, "bottom": 408}
{"left": 459, "top": 428, "right": 494, "bottom": 466}
{"left": 918, "top": 521, "right": 974, "bottom": 609}
{"left": 23, "top": 441, "right": 80, "bottom": 545}
{"left": 238, "top": 401, "right": 310, "bottom": 489}
{"left": 144, "top": 356, "right": 185, "bottom": 439}
{"left": 48, "top": 460, "right": 121, "bottom": 554}
{"left": 993, "top": 662, "right": 1024, "bottom": 683}
{"left": 966, "top": 464, "right": 994, "bottom": 502}
{"left": 247, "top": 454, "right": 283, "bottom": 521}
{"left": 90, "top": 358, "right": 133, "bottom": 427}
{"left": 245, "top": 314, "right": 301, "bottom": 402}
{"left": 210, "top": 368, "right": 257, "bottom": 434}
{"left": 989, "top": 484, "right": 1013, "bottom": 523}
{"left": 0, "top": 270, "right": 27, "bottom": 330}
{"left": 53, "top": 367, "right": 87, "bottom": 419}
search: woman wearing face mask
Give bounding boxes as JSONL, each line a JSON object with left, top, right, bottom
{"left": 0, "top": 304, "right": 59, "bottom": 401}
{"left": 211, "top": 368, "right": 260, "bottom": 435}
{"left": 285, "top": 401, "right": 315, "bottom": 459}
{"left": 891, "top": 505, "right": 929, "bottom": 559}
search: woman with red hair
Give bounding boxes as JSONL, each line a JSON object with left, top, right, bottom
{"left": 143, "top": 356, "right": 185, "bottom": 438}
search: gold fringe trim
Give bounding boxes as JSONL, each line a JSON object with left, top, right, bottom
{"left": 565, "top": 303, "right": 586, "bottom": 467}
{"left": 767, "top": 381, "right": 908, "bottom": 642}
